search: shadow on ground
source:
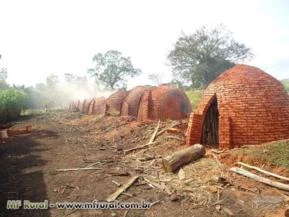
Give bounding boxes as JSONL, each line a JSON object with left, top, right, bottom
{"left": 0, "top": 134, "right": 51, "bottom": 217}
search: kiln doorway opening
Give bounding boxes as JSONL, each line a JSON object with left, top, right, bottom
{"left": 201, "top": 96, "right": 219, "bottom": 148}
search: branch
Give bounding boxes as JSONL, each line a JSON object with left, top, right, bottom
{"left": 237, "top": 162, "right": 289, "bottom": 182}
{"left": 230, "top": 167, "right": 289, "bottom": 191}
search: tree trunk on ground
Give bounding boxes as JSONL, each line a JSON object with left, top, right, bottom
{"left": 230, "top": 167, "right": 289, "bottom": 191}
{"left": 162, "top": 144, "right": 206, "bottom": 173}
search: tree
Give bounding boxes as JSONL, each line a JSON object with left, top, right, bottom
{"left": 88, "top": 50, "right": 141, "bottom": 89}
{"left": 46, "top": 74, "right": 59, "bottom": 87}
{"left": 148, "top": 72, "right": 164, "bottom": 85}
{"left": 64, "top": 73, "right": 88, "bottom": 88}
{"left": 168, "top": 24, "right": 254, "bottom": 88}
{"left": 0, "top": 68, "right": 9, "bottom": 89}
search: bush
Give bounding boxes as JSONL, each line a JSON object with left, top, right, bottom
{"left": 185, "top": 90, "right": 203, "bottom": 109}
{"left": 0, "top": 89, "right": 27, "bottom": 123}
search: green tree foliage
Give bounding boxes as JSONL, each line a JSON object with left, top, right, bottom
{"left": 0, "top": 68, "right": 9, "bottom": 89}
{"left": 168, "top": 24, "right": 254, "bottom": 88}
{"left": 0, "top": 89, "right": 26, "bottom": 123}
{"left": 88, "top": 50, "right": 141, "bottom": 89}
{"left": 281, "top": 79, "right": 289, "bottom": 93}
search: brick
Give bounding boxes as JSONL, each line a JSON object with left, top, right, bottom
{"left": 186, "top": 64, "right": 289, "bottom": 148}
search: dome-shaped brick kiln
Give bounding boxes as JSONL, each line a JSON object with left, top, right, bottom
{"left": 137, "top": 84, "right": 192, "bottom": 121}
{"left": 186, "top": 64, "right": 289, "bottom": 149}
{"left": 82, "top": 98, "right": 94, "bottom": 114}
{"left": 106, "top": 90, "right": 128, "bottom": 114}
{"left": 121, "top": 86, "right": 153, "bottom": 118}
{"left": 69, "top": 100, "right": 80, "bottom": 112}
{"left": 88, "top": 97, "right": 107, "bottom": 115}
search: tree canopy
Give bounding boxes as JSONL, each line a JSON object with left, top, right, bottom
{"left": 88, "top": 50, "right": 141, "bottom": 89}
{"left": 168, "top": 24, "right": 254, "bottom": 88}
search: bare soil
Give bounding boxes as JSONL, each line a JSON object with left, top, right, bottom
{"left": 0, "top": 111, "right": 288, "bottom": 217}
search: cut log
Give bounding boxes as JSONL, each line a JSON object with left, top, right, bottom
{"left": 106, "top": 175, "right": 139, "bottom": 202}
{"left": 230, "top": 167, "right": 289, "bottom": 191}
{"left": 237, "top": 162, "right": 289, "bottom": 182}
{"left": 162, "top": 144, "right": 206, "bottom": 173}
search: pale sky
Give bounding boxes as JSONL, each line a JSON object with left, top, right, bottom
{"left": 0, "top": 0, "right": 289, "bottom": 88}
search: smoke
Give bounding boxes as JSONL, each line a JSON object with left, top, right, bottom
{"left": 58, "top": 79, "right": 115, "bottom": 101}
{"left": 27, "top": 74, "right": 116, "bottom": 109}
{"left": 58, "top": 75, "right": 117, "bottom": 109}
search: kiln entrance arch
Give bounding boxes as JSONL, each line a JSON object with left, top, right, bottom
{"left": 201, "top": 96, "right": 219, "bottom": 148}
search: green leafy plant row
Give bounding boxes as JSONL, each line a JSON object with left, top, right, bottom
{"left": 0, "top": 89, "right": 27, "bottom": 123}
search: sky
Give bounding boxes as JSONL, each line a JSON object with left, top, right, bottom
{"left": 0, "top": 0, "right": 289, "bottom": 88}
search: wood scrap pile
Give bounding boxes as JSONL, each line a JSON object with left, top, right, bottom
{"left": 118, "top": 120, "right": 217, "bottom": 206}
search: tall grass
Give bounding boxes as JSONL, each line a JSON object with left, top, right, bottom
{"left": 0, "top": 89, "right": 27, "bottom": 123}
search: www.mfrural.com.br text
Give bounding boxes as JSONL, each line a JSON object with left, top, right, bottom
{"left": 7, "top": 200, "right": 152, "bottom": 210}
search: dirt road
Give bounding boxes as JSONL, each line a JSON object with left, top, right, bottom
{"left": 0, "top": 111, "right": 287, "bottom": 217}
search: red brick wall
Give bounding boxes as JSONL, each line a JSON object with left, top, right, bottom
{"left": 83, "top": 98, "right": 93, "bottom": 114}
{"left": 88, "top": 99, "right": 95, "bottom": 115}
{"left": 185, "top": 113, "right": 202, "bottom": 145}
{"left": 136, "top": 84, "right": 192, "bottom": 121}
{"left": 106, "top": 90, "right": 128, "bottom": 114}
{"left": 69, "top": 100, "right": 80, "bottom": 112}
{"left": 121, "top": 86, "right": 152, "bottom": 117}
{"left": 76, "top": 100, "right": 81, "bottom": 111}
{"left": 137, "top": 89, "right": 152, "bottom": 121}
{"left": 80, "top": 99, "right": 87, "bottom": 113}
{"left": 186, "top": 64, "right": 289, "bottom": 148}
{"left": 92, "top": 97, "right": 107, "bottom": 115}
{"left": 149, "top": 85, "right": 192, "bottom": 120}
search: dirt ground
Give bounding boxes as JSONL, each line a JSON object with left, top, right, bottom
{"left": 0, "top": 111, "right": 288, "bottom": 217}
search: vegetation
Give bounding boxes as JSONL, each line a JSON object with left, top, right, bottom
{"left": 88, "top": 50, "right": 141, "bottom": 89}
{"left": 168, "top": 24, "right": 253, "bottom": 88}
{"left": 281, "top": 79, "right": 289, "bottom": 93}
{"left": 230, "top": 140, "right": 289, "bottom": 169}
{"left": 0, "top": 89, "right": 26, "bottom": 123}
{"left": 185, "top": 90, "right": 203, "bottom": 109}
{"left": 0, "top": 71, "right": 92, "bottom": 121}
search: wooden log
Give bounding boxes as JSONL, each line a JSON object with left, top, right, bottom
{"left": 148, "top": 120, "right": 160, "bottom": 145}
{"left": 162, "top": 144, "right": 206, "bottom": 173}
{"left": 156, "top": 122, "right": 179, "bottom": 137}
{"left": 230, "top": 167, "right": 289, "bottom": 191}
{"left": 106, "top": 175, "right": 139, "bottom": 202}
{"left": 237, "top": 162, "right": 289, "bottom": 182}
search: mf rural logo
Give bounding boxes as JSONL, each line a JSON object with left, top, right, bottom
{"left": 7, "top": 200, "right": 49, "bottom": 210}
